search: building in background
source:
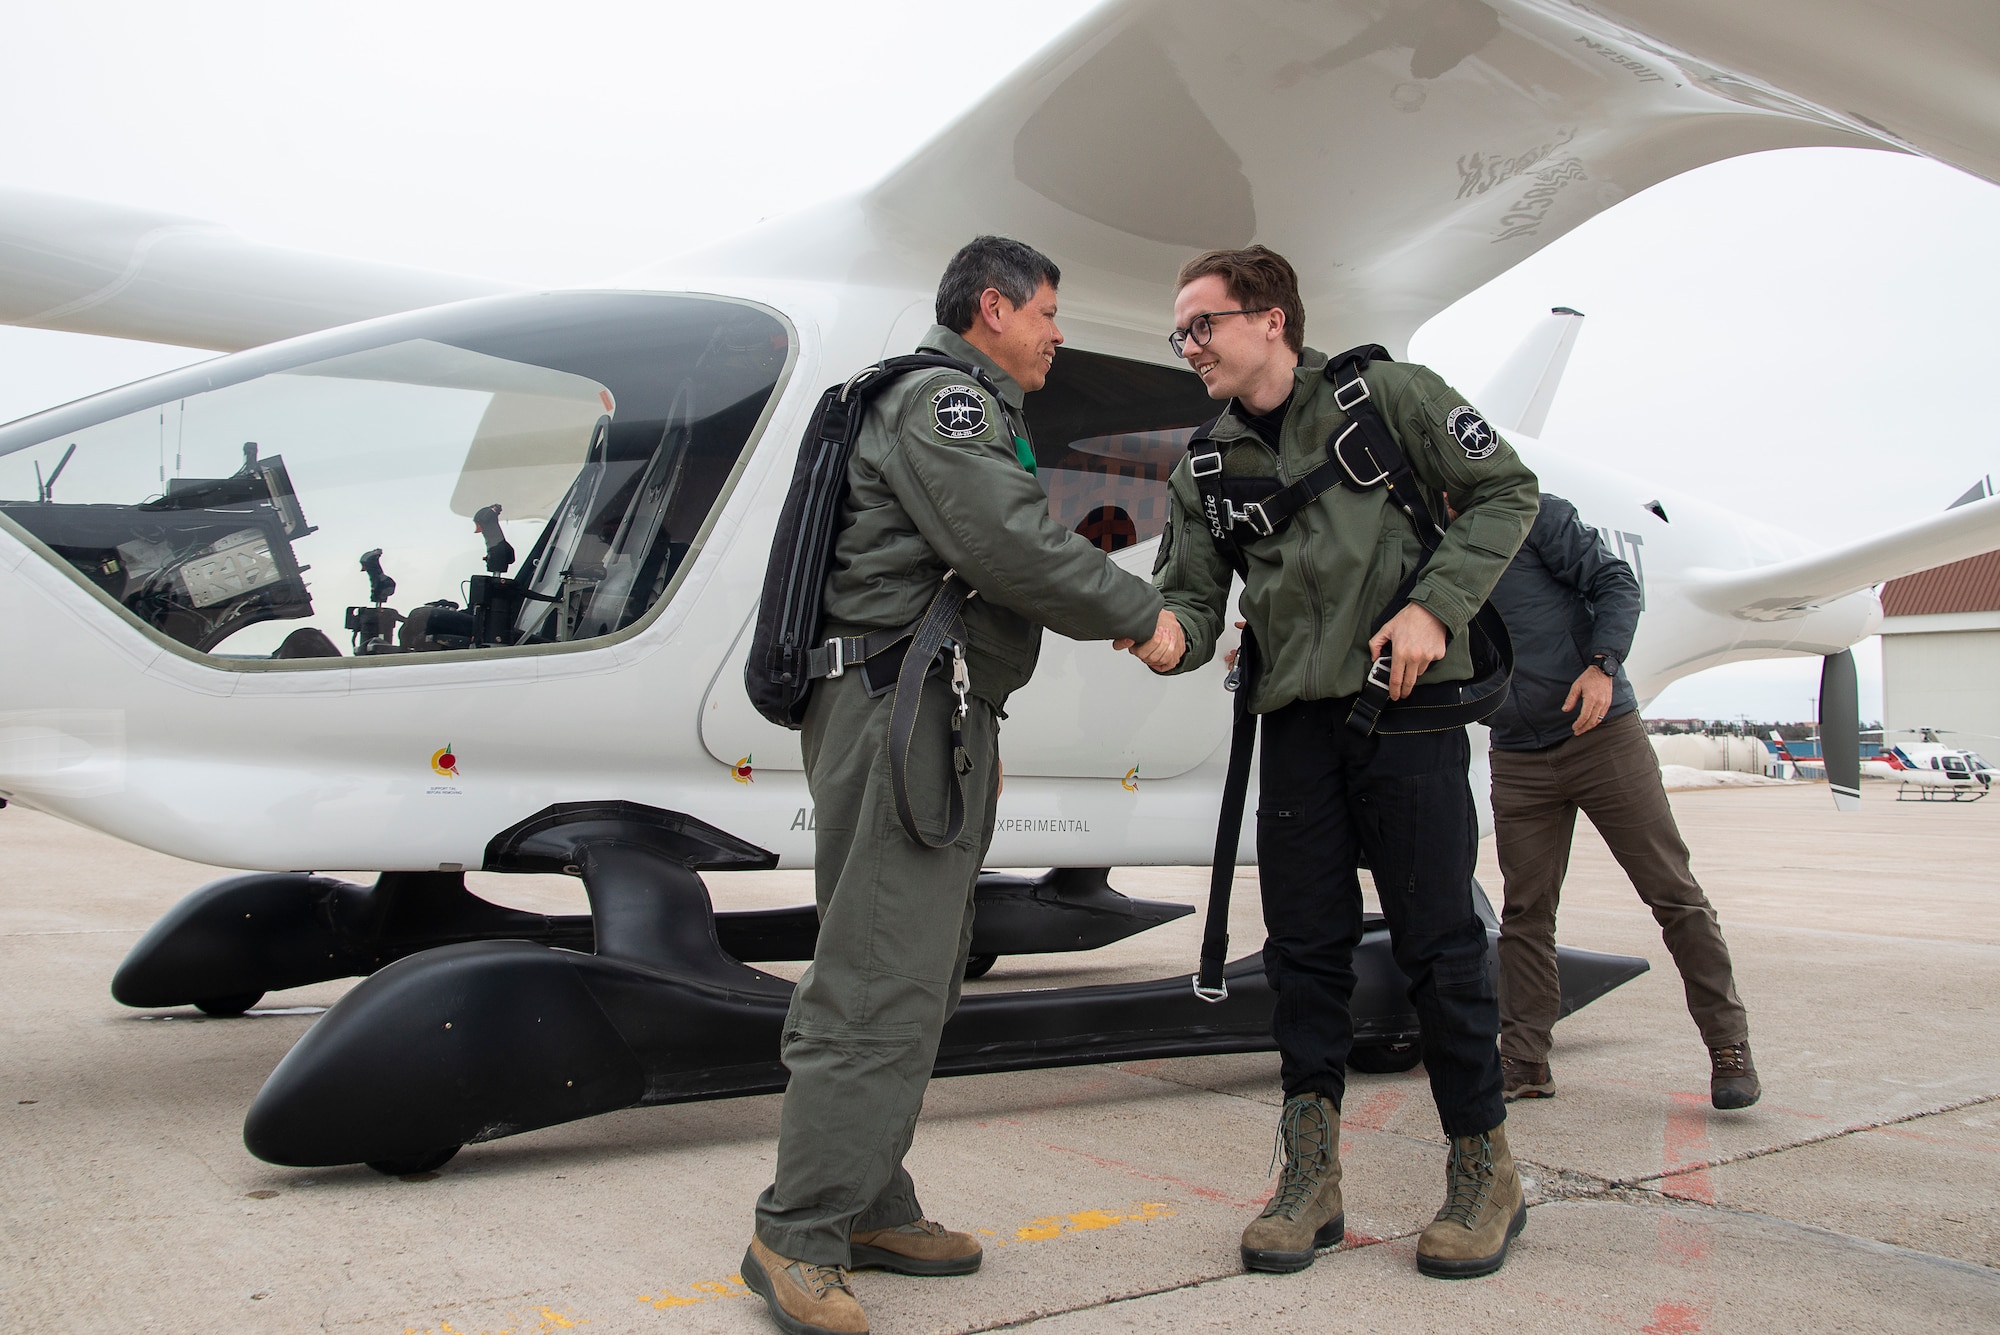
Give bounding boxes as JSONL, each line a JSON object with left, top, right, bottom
{"left": 1880, "top": 544, "right": 2000, "bottom": 754}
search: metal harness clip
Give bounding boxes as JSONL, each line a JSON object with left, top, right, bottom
{"left": 1333, "top": 373, "right": 1371, "bottom": 411}
{"left": 1189, "top": 450, "right": 1223, "bottom": 478}
{"left": 1191, "top": 974, "right": 1230, "bottom": 1003}
{"left": 823, "top": 637, "right": 846, "bottom": 679}
{"left": 1227, "top": 499, "right": 1275, "bottom": 537}
{"left": 949, "top": 640, "right": 970, "bottom": 724}
{"left": 1366, "top": 653, "right": 1394, "bottom": 691}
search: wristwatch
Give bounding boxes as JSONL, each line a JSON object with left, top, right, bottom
{"left": 1591, "top": 653, "right": 1619, "bottom": 679}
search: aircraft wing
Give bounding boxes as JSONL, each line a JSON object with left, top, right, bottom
{"left": 0, "top": 187, "right": 511, "bottom": 352}
{"left": 679, "top": 0, "right": 1996, "bottom": 354}
{"left": 1689, "top": 493, "right": 2000, "bottom": 620}
{"left": 7, "top": 1, "right": 2000, "bottom": 356}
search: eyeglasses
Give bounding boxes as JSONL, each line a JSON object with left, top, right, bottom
{"left": 1168, "top": 309, "right": 1267, "bottom": 358}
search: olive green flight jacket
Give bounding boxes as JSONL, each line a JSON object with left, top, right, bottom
{"left": 821, "top": 326, "right": 1164, "bottom": 708}
{"left": 1154, "top": 348, "right": 1538, "bottom": 714}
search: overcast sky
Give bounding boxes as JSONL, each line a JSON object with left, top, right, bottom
{"left": 5, "top": 0, "right": 1998, "bottom": 721}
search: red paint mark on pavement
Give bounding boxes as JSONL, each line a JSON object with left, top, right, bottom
{"left": 1028, "top": 1139, "right": 1263, "bottom": 1209}
{"left": 1642, "top": 1300, "right": 1704, "bottom": 1334}
{"left": 1659, "top": 1092, "right": 1716, "bottom": 1204}
{"left": 1343, "top": 1087, "right": 1408, "bottom": 1132}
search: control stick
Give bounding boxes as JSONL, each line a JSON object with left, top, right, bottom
{"left": 359, "top": 548, "right": 397, "bottom": 605}
{"left": 473, "top": 504, "right": 515, "bottom": 575}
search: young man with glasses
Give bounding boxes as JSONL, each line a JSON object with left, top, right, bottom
{"left": 1147, "top": 246, "right": 1539, "bottom": 1279}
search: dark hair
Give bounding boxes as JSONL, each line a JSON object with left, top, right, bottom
{"left": 1176, "top": 245, "right": 1304, "bottom": 354}
{"left": 935, "top": 236, "right": 1061, "bottom": 334}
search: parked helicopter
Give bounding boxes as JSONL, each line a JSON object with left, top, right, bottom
{"left": 1883, "top": 729, "right": 1995, "bottom": 802}
{"left": 5, "top": 0, "right": 2000, "bottom": 1173}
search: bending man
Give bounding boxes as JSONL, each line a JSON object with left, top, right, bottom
{"left": 1482, "top": 492, "right": 1758, "bottom": 1109}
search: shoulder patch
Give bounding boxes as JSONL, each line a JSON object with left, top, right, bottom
{"left": 930, "top": 384, "right": 989, "bottom": 439}
{"left": 1445, "top": 405, "right": 1498, "bottom": 460}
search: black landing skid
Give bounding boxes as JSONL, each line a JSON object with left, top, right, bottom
{"left": 217, "top": 803, "right": 1647, "bottom": 1172}
{"left": 110, "top": 848, "right": 1191, "bottom": 1015}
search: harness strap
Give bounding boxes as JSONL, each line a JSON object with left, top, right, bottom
{"left": 804, "top": 625, "right": 912, "bottom": 682}
{"left": 1194, "top": 630, "right": 1259, "bottom": 1001}
{"left": 886, "top": 573, "right": 977, "bottom": 849}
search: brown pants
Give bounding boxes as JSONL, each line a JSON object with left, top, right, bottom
{"left": 1490, "top": 710, "right": 1749, "bottom": 1061}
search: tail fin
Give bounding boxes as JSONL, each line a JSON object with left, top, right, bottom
{"left": 1477, "top": 307, "right": 1585, "bottom": 438}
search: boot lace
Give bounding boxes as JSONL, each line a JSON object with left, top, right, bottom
{"left": 1435, "top": 1133, "right": 1495, "bottom": 1230}
{"left": 786, "top": 1260, "right": 854, "bottom": 1301}
{"left": 1262, "top": 1096, "right": 1333, "bottom": 1220}
{"left": 1711, "top": 1044, "right": 1751, "bottom": 1074}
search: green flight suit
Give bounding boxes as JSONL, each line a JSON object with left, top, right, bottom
{"left": 1154, "top": 347, "right": 1539, "bottom": 708}
{"left": 753, "top": 325, "right": 1163, "bottom": 1266}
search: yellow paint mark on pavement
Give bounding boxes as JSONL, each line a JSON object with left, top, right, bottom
{"left": 638, "top": 1274, "right": 750, "bottom": 1309}
{"left": 1008, "top": 1202, "right": 1173, "bottom": 1245}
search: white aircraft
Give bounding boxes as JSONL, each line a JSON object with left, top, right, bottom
{"left": 1878, "top": 730, "right": 1995, "bottom": 801}
{"left": 3, "top": 0, "right": 2000, "bottom": 1171}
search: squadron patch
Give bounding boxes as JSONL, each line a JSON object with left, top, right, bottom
{"left": 1446, "top": 405, "right": 1498, "bottom": 460}
{"left": 931, "top": 385, "right": 989, "bottom": 439}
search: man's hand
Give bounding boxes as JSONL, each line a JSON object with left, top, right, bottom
{"left": 1115, "top": 608, "right": 1185, "bottom": 672}
{"left": 1563, "top": 666, "right": 1615, "bottom": 735}
{"left": 1367, "top": 603, "right": 1447, "bottom": 701}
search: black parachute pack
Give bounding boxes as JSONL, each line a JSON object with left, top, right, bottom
{"left": 744, "top": 353, "right": 1002, "bottom": 848}
{"left": 1190, "top": 344, "right": 1514, "bottom": 1000}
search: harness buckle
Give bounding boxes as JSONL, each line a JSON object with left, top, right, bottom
{"left": 823, "top": 637, "right": 846, "bottom": 679}
{"left": 1228, "top": 499, "right": 1275, "bottom": 537}
{"left": 1189, "top": 450, "right": 1223, "bottom": 478}
{"left": 1334, "top": 422, "right": 1389, "bottom": 487}
{"left": 1366, "top": 653, "right": 1393, "bottom": 691}
{"left": 949, "top": 640, "right": 970, "bottom": 723}
{"left": 1333, "top": 373, "right": 1371, "bottom": 411}
{"left": 1191, "top": 974, "right": 1230, "bottom": 1003}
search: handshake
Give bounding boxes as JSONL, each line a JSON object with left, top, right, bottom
{"left": 1114, "top": 608, "right": 1186, "bottom": 673}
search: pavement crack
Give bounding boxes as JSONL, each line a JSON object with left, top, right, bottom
{"left": 1621, "top": 1090, "right": 2000, "bottom": 1188}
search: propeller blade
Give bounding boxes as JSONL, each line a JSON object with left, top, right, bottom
{"left": 1821, "top": 649, "right": 1862, "bottom": 811}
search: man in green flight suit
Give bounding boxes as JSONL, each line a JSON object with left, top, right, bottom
{"left": 1148, "top": 246, "right": 1539, "bottom": 1280}
{"left": 742, "top": 236, "right": 1183, "bottom": 1335}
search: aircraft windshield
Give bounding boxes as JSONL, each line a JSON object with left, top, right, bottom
{"left": 0, "top": 294, "right": 790, "bottom": 661}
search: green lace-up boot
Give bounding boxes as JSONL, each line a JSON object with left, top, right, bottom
{"left": 1416, "top": 1123, "right": 1526, "bottom": 1279}
{"left": 1240, "top": 1092, "right": 1344, "bottom": 1273}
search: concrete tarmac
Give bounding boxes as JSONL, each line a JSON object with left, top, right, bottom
{"left": 3, "top": 781, "right": 1997, "bottom": 1333}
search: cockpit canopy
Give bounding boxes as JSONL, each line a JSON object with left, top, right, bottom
{"left": 0, "top": 293, "right": 792, "bottom": 662}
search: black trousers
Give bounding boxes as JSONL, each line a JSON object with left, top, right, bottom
{"left": 1256, "top": 697, "right": 1505, "bottom": 1136}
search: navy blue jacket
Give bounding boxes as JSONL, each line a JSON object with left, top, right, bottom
{"left": 1485, "top": 494, "right": 1640, "bottom": 751}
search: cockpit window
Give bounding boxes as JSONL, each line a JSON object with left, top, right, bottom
{"left": 1024, "top": 348, "right": 1218, "bottom": 553}
{"left": 0, "top": 293, "right": 791, "bottom": 663}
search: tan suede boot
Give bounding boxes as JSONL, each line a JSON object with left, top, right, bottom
{"left": 1415, "top": 1123, "right": 1526, "bottom": 1279}
{"left": 741, "top": 1236, "right": 868, "bottom": 1335}
{"left": 850, "top": 1218, "right": 982, "bottom": 1276}
{"left": 1240, "top": 1093, "right": 1344, "bottom": 1273}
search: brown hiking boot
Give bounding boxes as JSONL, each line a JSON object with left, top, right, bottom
{"left": 1501, "top": 1056, "right": 1555, "bottom": 1101}
{"left": 1416, "top": 1123, "right": 1526, "bottom": 1279}
{"left": 1710, "top": 1041, "right": 1761, "bottom": 1109}
{"left": 1240, "top": 1092, "right": 1344, "bottom": 1273}
{"left": 850, "top": 1218, "right": 982, "bottom": 1276}
{"left": 741, "top": 1236, "right": 867, "bottom": 1335}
